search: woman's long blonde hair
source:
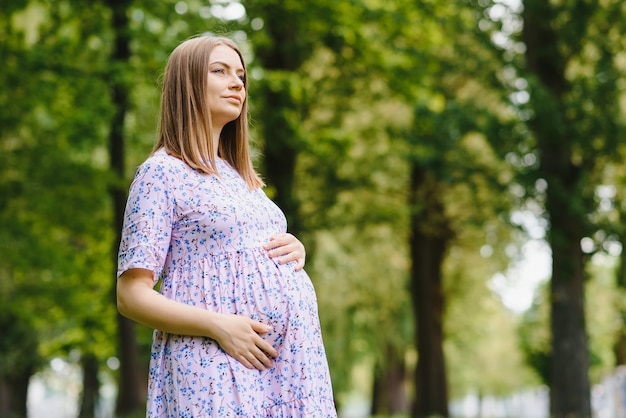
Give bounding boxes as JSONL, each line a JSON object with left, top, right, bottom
{"left": 153, "top": 35, "right": 264, "bottom": 189}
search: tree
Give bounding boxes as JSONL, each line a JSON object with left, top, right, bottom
{"left": 0, "top": 2, "right": 116, "bottom": 415}
{"left": 467, "top": 0, "right": 626, "bottom": 414}
{"left": 514, "top": 0, "right": 625, "bottom": 414}
{"left": 522, "top": 3, "right": 590, "bottom": 414}
{"left": 99, "top": 0, "right": 148, "bottom": 414}
{"left": 393, "top": 2, "right": 518, "bottom": 414}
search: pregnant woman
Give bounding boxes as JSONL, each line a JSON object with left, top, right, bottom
{"left": 116, "top": 35, "right": 336, "bottom": 417}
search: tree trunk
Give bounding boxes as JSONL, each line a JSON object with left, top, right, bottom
{"left": 408, "top": 165, "right": 450, "bottom": 418}
{"left": 523, "top": 1, "right": 592, "bottom": 415}
{"left": 0, "top": 379, "right": 7, "bottom": 418}
{"left": 613, "top": 233, "right": 626, "bottom": 365}
{"left": 116, "top": 316, "right": 146, "bottom": 414}
{"left": 252, "top": 7, "right": 302, "bottom": 236}
{"left": 546, "top": 196, "right": 591, "bottom": 417}
{"left": 371, "top": 343, "right": 409, "bottom": 416}
{"left": 259, "top": 84, "right": 301, "bottom": 235}
{"left": 104, "top": 0, "right": 145, "bottom": 415}
{"left": 0, "top": 369, "right": 31, "bottom": 418}
{"left": 78, "top": 354, "right": 99, "bottom": 418}
{"left": 0, "top": 305, "right": 38, "bottom": 418}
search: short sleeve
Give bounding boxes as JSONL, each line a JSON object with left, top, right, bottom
{"left": 117, "top": 158, "right": 175, "bottom": 284}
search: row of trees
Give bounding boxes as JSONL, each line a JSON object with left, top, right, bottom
{"left": 2, "top": 0, "right": 626, "bottom": 417}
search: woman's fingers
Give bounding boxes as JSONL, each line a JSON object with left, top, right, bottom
{"left": 235, "top": 337, "right": 275, "bottom": 370}
{"left": 250, "top": 321, "right": 278, "bottom": 358}
{"left": 215, "top": 315, "right": 278, "bottom": 370}
{"left": 265, "top": 233, "right": 306, "bottom": 269}
{"left": 236, "top": 350, "right": 264, "bottom": 370}
{"left": 249, "top": 344, "right": 273, "bottom": 369}
{"left": 263, "top": 233, "right": 291, "bottom": 252}
{"left": 293, "top": 258, "right": 305, "bottom": 271}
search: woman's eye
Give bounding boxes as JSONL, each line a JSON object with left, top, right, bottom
{"left": 238, "top": 75, "right": 246, "bottom": 83}
{"left": 212, "top": 68, "right": 225, "bottom": 74}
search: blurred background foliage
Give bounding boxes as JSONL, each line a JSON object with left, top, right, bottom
{"left": 1, "top": 0, "right": 626, "bottom": 417}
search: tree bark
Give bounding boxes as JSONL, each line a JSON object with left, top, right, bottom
{"left": 408, "top": 165, "right": 450, "bottom": 418}
{"left": 547, "top": 207, "right": 590, "bottom": 417}
{"left": 0, "top": 379, "right": 7, "bottom": 418}
{"left": 371, "top": 343, "right": 409, "bottom": 416}
{"left": 614, "top": 233, "right": 626, "bottom": 365}
{"left": 260, "top": 85, "right": 301, "bottom": 235}
{"left": 78, "top": 354, "right": 99, "bottom": 418}
{"left": 251, "top": 5, "right": 302, "bottom": 236}
{"left": 523, "top": 0, "right": 592, "bottom": 415}
{"left": 0, "top": 369, "right": 31, "bottom": 418}
{"left": 104, "top": 0, "right": 146, "bottom": 415}
{"left": 0, "top": 303, "right": 38, "bottom": 418}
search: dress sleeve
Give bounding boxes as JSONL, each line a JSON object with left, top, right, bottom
{"left": 116, "top": 158, "right": 175, "bottom": 284}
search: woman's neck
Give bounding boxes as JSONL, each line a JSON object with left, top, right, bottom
{"left": 211, "top": 126, "right": 223, "bottom": 160}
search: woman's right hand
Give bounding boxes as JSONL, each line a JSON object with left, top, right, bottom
{"left": 213, "top": 314, "right": 278, "bottom": 370}
{"left": 117, "top": 268, "right": 277, "bottom": 371}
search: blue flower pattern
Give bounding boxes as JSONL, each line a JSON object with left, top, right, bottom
{"left": 118, "top": 150, "right": 336, "bottom": 417}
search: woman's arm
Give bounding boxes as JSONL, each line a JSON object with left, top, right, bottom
{"left": 264, "top": 232, "right": 306, "bottom": 271}
{"left": 116, "top": 268, "right": 278, "bottom": 370}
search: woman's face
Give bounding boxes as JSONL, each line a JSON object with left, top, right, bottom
{"left": 206, "top": 44, "right": 246, "bottom": 129}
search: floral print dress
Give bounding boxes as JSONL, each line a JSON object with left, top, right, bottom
{"left": 117, "top": 149, "right": 336, "bottom": 417}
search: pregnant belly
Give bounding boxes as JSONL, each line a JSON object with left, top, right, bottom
{"left": 164, "top": 248, "right": 320, "bottom": 352}
{"left": 252, "top": 265, "right": 320, "bottom": 352}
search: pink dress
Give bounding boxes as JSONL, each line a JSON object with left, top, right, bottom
{"left": 117, "top": 150, "right": 336, "bottom": 417}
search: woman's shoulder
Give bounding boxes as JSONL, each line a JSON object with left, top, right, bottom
{"left": 131, "top": 149, "right": 191, "bottom": 185}
{"left": 139, "top": 149, "right": 187, "bottom": 172}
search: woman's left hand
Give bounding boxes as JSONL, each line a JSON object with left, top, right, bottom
{"left": 264, "top": 233, "right": 306, "bottom": 271}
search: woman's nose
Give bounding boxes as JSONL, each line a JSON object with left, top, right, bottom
{"left": 230, "top": 75, "right": 244, "bottom": 90}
